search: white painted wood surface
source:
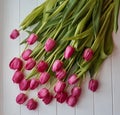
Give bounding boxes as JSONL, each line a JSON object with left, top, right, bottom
{"left": 0, "top": 0, "right": 120, "bottom": 115}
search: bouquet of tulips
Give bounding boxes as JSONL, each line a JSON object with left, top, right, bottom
{"left": 9, "top": 0, "right": 120, "bottom": 110}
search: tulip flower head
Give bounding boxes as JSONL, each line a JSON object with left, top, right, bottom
{"left": 55, "top": 91, "right": 68, "bottom": 103}
{"left": 38, "top": 88, "right": 50, "bottom": 99}
{"left": 22, "top": 49, "right": 32, "bottom": 61}
{"left": 68, "top": 74, "right": 79, "bottom": 85}
{"left": 83, "top": 48, "right": 94, "bottom": 61}
{"left": 25, "top": 58, "right": 36, "bottom": 70}
{"left": 26, "top": 98, "right": 38, "bottom": 110}
{"left": 64, "top": 45, "right": 75, "bottom": 59}
{"left": 10, "top": 29, "right": 20, "bottom": 39}
{"left": 66, "top": 95, "right": 78, "bottom": 107}
{"left": 54, "top": 81, "right": 66, "bottom": 93}
{"left": 71, "top": 86, "right": 82, "bottom": 97}
{"left": 88, "top": 79, "right": 98, "bottom": 92}
{"left": 42, "top": 94, "right": 53, "bottom": 104}
{"left": 12, "top": 71, "right": 24, "bottom": 84}
{"left": 30, "top": 78, "right": 39, "bottom": 90}
{"left": 52, "top": 60, "right": 63, "bottom": 72}
{"left": 44, "top": 38, "right": 56, "bottom": 52}
{"left": 19, "top": 79, "right": 30, "bottom": 91}
{"left": 26, "top": 33, "right": 38, "bottom": 45}
{"left": 16, "top": 93, "right": 28, "bottom": 104}
{"left": 37, "top": 60, "right": 48, "bottom": 72}
{"left": 56, "top": 69, "right": 66, "bottom": 80}
{"left": 9, "top": 57, "right": 23, "bottom": 70}
{"left": 39, "top": 72, "right": 50, "bottom": 84}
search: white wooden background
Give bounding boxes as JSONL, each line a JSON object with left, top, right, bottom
{"left": 0, "top": 0, "right": 120, "bottom": 115}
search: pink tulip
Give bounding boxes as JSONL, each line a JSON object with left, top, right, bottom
{"left": 38, "top": 88, "right": 50, "bottom": 99}
{"left": 10, "top": 29, "right": 20, "bottom": 39}
{"left": 19, "top": 79, "right": 30, "bottom": 91}
{"left": 71, "top": 86, "right": 82, "bottom": 97}
{"left": 68, "top": 74, "right": 79, "bottom": 85}
{"left": 9, "top": 57, "right": 23, "bottom": 70}
{"left": 64, "top": 45, "right": 75, "bottom": 59}
{"left": 54, "top": 81, "right": 66, "bottom": 93}
{"left": 88, "top": 79, "right": 98, "bottom": 92}
{"left": 37, "top": 60, "right": 48, "bottom": 72}
{"left": 26, "top": 98, "right": 38, "bottom": 110}
{"left": 55, "top": 91, "right": 68, "bottom": 103}
{"left": 25, "top": 58, "right": 36, "bottom": 70}
{"left": 56, "top": 69, "right": 66, "bottom": 80}
{"left": 39, "top": 72, "right": 50, "bottom": 84}
{"left": 52, "top": 60, "right": 63, "bottom": 72}
{"left": 42, "top": 94, "right": 53, "bottom": 104}
{"left": 30, "top": 78, "right": 39, "bottom": 90}
{"left": 22, "top": 49, "right": 32, "bottom": 61}
{"left": 26, "top": 33, "right": 38, "bottom": 45}
{"left": 44, "top": 38, "right": 56, "bottom": 52}
{"left": 66, "top": 95, "right": 78, "bottom": 107}
{"left": 83, "top": 48, "right": 94, "bottom": 61}
{"left": 16, "top": 93, "right": 28, "bottom": 104}
{"left": 12, "top": 71, "right": 24, "bottom": 84}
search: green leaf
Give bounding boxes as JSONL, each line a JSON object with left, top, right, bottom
{"left": 74, "top": 4, "right": 94, "bottom": 35}
{"left": 20, "top": 2, "right": 45, "bottom": 29}
{"left": 62, "top": 0, "right": 78, "bottom": 21}
{"left": 42, "top": 0, "right": 57, "bottom": 23}
{"left": 92, "top": 0, "right": 103, "bottom": 37}
{"left": 71, "top": 0, "right": 94, "bottom": 26}
{"left": 48, "top": 0, "right": 69, "bottom": 20}
{"left": 114, "top": 0, "right": 120, "bottom": 32}
{"left": 91, "top": 3, "right": 114, "bottom": 52}
{"left": 65, "top": 27, "right": 93, "bottom": 40}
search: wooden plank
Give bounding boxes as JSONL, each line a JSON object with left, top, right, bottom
{"left": 0, "top": 0, "right": 4, "bottom": 114}
{"left": 112, "top": 13, "right": 120, "bottom": 115}
{"left": 57, "top": 103, "right": 75, "bottom": 115}
{"left": 2, "top": 0, "right": 20, "bottom": 115}
{"left": 76, "top": 77, "right": 93, "bottom": 115}
{"left": 38, "top": 99, "right": 56, "bottom": 115}
{"left": 94, "top": 58, "right": 113, "bottom": 115}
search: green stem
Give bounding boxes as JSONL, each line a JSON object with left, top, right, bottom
{"left": 36, "top": 22, "right": 46, "bottom": 35}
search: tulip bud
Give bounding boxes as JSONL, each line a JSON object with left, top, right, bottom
{"left": 88, "top": 79, "right": 98, "bottom": 92}
{"left": 64, "top": 45, "right": 75, "bottom": 59}
{"left": 66, "top": 95, "right": 78, "bottom": 107}
{"left": 44, "top": 38, "right": 56, "bottom": 52}
{"left": 68, "top": 74, "right": 79, "bottom": 85}
{"left": 39, "top": 72, "right": 50, "bottom": 84}
{"left": 26, "top": 98, "right": 38, "bottom": 110}
{"left": 16, "top": 93, "right": 28, "bottom": 104}
{"left": 25, "top": 58, "right": 36, "bottom": 70}
{"left": 9, "top": 57, "right": 23, "bottom": 70}
{"left": 71, "top": 86, "right": 82, "bottom": 97}
{"left": 52, "top": 60, "right": 63, "bottom": 72}
{"left": 12, "top": 71, "right": 24, "bottom": 84}
{"left": 22, "top": 49, "right": 32, "bottom": 61}
{"left": 83, "top": 48, "right": 94, "bottom": 61}
{"left": 55, "top": 91, "right": 68, "bottom": 103}
{"left": 37, "top": 60, "right": 48, "bottom": 72}
{"left": 10, "top": 29, "right": 20, "bottom": 39}
{"left": 30, "top": 78, "right": 39, "bottom": 90}
{"left": 42, "top": 94, "right": 53, "bottom": 104}
{"left": 26, "top": 33, "right": 38, "bottom": 45}
{"left": 54, "top": 81, "right": 66, "bottom": 93}
{"left": 19, "top": 79, "right": 30, "bottom": 91}
{"left": 38, "top": 88, "right": 50, "bottom": 99}
{"left": 56, "top": 69, "right": 66, "bottom": 80}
